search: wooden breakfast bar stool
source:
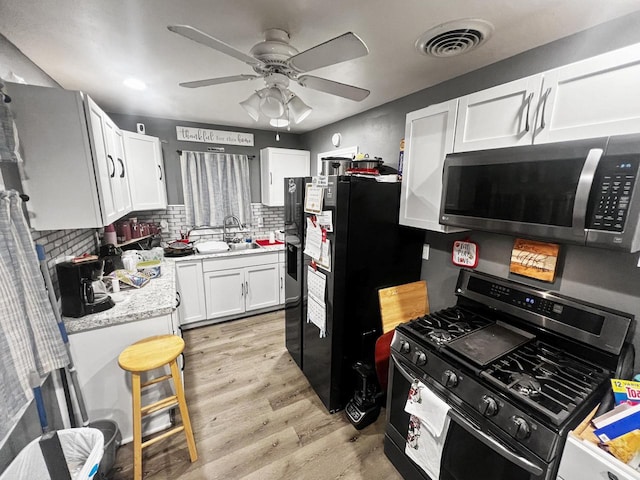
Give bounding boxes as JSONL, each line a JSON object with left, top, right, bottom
{"left": 118, "top": 334, "right": 197, "bottom": 480}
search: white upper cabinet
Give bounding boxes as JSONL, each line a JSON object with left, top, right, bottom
{"left": 534, "top": 43, "right": 640, "bottom": 144}
{"left": 7, "top": 83, "right": 132, "bottom": 230}
{"left": 454, "top": 75, "right": 542, "bottom": 152}
{"left": 123, "top": 131, "right": 167, "bottom": 211}
{"left": 399, "top": 99, "right": 465, "bottom": 233}
{"left": 104, "top": 118, "right": 132, "bottom": 217}
{"left": 260, "top": 147, "right": 310, "bottom": 206}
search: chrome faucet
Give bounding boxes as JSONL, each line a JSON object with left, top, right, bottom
{"left": 223, "top": 215, "right": 243, "bottom": 243}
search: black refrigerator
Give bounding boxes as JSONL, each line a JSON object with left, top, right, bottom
{"left": 285, "top": 175, "right": 424, "bottom": 413}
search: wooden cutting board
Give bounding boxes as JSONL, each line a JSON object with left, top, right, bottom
{"left": 378, "top": 280, "right": 429, "bottom": 334}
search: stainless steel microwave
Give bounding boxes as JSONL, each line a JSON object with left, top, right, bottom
{"left": 440, "top": 134, "right": 640, "bottom": 252}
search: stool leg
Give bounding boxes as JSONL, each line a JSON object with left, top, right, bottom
{"left": 170, "top": 359, "right": 198, "bottom": 462}
{"left": 132, "top": 373, "right": 143, "bottom": 480}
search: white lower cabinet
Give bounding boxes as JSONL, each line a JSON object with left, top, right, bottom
{"left": 175, "top": 260, "right": 206, "bottom": 325}
{"left": 557, "top": 434, "right": 640, "bottom": 480}
{"left": 176, "top": 250, "right": 284, "bottom": 328}
{"left": 67, "top": 315, "right": 176, "bottom": 445}
{"left": 204, "top": 268, "right": 245, "bottom": 319}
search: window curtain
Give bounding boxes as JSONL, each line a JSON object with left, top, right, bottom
{"left": 0, "top": 190, "right": 68, "bottom": 440}
{"left": 180, "top": 151, "right": 251, "bottom": 227}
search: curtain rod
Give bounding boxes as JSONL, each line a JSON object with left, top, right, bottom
{"left": 176, "top": 149, "right": 255, "bottom": 159}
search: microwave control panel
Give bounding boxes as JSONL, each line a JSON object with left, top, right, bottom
{"left": 588, "top": 155, "right": 638, "bottom": 232}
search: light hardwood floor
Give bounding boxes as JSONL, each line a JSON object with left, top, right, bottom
{"left": 111, "top": 310, "right": 403, "bottom": 480}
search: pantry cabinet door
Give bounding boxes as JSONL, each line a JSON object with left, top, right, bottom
{"left": 535, "top": 43, "right": 640, "bottom": 144}
{"left": 204, "top": 268, "right": 245, "bottom": 319}
{"left": 399, "top": 99, "right": 465, "bottom": 232}
{"left": 454, "top": 74, "right": 542, "bottom": 152}
{"left": 245, "top": 263, "right": 280, "bottom": 312}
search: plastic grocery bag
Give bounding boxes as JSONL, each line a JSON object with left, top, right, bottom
{"left": 1, "top": 428, "right": 104, "bottom": 480}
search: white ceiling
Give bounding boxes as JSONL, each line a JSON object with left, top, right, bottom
{"left": 2, "top": 0, "right": 640, "bottom": 133}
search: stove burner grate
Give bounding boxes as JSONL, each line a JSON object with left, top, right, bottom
{"left": 482, "top": 341, "right": 610, "bottom": 425}
{"left": 401, "top": 306, "right": 492, "bottom": 347}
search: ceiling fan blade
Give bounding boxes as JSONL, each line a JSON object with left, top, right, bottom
{"left": 168, "top": 25, "right": 264, "bottom": 67}
{"left": 179, "top": 74, "right": 259, "bottom": 88}
{"left": 288, "top": 32, "right": 369, "bottom": 72}
{"left": 298, "top": 75, "right": 370, "bottom": 101}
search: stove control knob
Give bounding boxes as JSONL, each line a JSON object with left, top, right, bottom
{"left": 400, "top": 341, "right": 411, "bottom": 354}
{"left": 479, "top": 395, "right": 499, "bottom": 417}
{"left": 512, "top": 416, "right": 531, "bottom": 440}
{"left": 414, "top": 350, "right": 427, "bottom": 366}
{"left": 442, "top": 370, "right": 458, "bottom": 388}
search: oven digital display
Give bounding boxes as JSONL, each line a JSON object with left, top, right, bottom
{"left": 466, "top": 277, "right": 604, "bottom": 336}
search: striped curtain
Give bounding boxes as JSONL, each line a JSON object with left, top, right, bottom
{"left": 0, "top": 191, "right": 68, "bottom": 440}
{"left": 180, "top": 151, "right": 251, "bottom": 227}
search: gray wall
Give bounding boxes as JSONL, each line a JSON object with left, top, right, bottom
{"left": 107, "top": 113, "right": 304, "bottom": 204}
{"left": 301, "top": 11, "right": 640, "bottom": 368}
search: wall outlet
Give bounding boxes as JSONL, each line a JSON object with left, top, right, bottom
{"left": 422, "top": 244, "right": 430, "bottom": 260}
{"left": 257, "top": 216, "right": 264, "bottom": 228}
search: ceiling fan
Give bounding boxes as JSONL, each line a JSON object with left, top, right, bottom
{"left": 167, "top": 25, "right": 370, "bottom": 126}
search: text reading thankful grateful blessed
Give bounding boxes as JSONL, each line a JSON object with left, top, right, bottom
{"left": 176, "top": 126, "right": 254, "bottom": 146}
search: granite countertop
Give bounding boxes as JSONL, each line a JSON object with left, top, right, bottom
{"left": 64, "top": 245, "right": 284, "bottom": 334}
{"left": 64, "top": 258, "right": 177, "bottom": 335}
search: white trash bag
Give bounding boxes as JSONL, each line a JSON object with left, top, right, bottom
{"left": 1, "top": 428, "right": 104, "bottom": 480}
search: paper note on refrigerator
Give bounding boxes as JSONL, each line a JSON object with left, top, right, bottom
{"left": 304, "top": 184, "right": 324, "bottom": 214}
{"left": 317, "top": 210, "right": 333, "bottom": 232}
{"left": 307, "top": 266, "right": 327, "bottom": 337}
{"left": 304, "top": 217, "right": 323, "bottom": 259}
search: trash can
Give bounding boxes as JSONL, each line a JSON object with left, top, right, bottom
{"left": 0, "top": 427, "right": 104, "bottom": 479}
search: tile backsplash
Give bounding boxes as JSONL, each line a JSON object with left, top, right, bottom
{"left": 123, "top": 203, "right": 285, "bottom": 242}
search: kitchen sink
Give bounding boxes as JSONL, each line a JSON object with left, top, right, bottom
{"left": 227, "top": 242, "right": 261, "bottom": 251}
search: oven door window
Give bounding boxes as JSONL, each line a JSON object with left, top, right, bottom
{"left": 440, "top": 421, "right": 537, "bottom": 480}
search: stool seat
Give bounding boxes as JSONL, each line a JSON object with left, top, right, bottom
{"left": 119, "top": 334, "right": 197, "bottom": 480}
{"left": 119, "top": 334, "right": 184, "bottom": 372}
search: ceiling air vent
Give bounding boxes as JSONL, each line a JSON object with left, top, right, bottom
{"left": 416, "top": 19, "right": 494, "bottom": 58}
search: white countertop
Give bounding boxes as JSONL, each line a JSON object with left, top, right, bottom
{"left": 63, "top": 243, "right": 284, "bottom": 334}
{"left": 64, "top": 259, "right": 177, "bottom": 334}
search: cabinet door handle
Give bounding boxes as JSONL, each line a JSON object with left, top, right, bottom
{"left": 118, "top": 158, "right": 125, "bottom": 178}
{"left": 241, "top": 282, "right": 244, "bottom": 297}
{"left": 270, "top": 172, "right": 273, "bottom": 185}
{"left": 158, "top": 165, "right": 163, "bottom": 181}
{"left": 540, "top": 87, "right": 551, "bottom": 130}
{"left": 280, "top": 277, "right": 283, "bottom": 289}
{"left": 176, "top": 291, "right": 181, "bottom": 308}
{"left": 245, "top": 281, "right": 249, "bottom": 296}
{"left": 524, "top": 92, "right": 533, "bottom": 133}
{"left": 107, "top": 155, "right": 115, "bottom": 178}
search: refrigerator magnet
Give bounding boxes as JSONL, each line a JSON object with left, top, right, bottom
{"left": 452, "top": 240, "right": 479, "bottom": 268}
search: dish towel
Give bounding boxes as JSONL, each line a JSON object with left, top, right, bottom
{"left": 404, "top": 379, "right": 451, "bottom": 479}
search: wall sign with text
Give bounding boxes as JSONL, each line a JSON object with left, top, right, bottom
{"left": 452, "top": 240, "right": 479, "bottom": 268}
{"left": 176, "top": 126, "right": 254, "bottom": 146}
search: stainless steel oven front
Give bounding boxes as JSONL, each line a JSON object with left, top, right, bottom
{"left": 384, "top": 354, "right": 550, "bottom": 480}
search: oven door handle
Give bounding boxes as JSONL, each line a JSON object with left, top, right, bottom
{"left": 392, "top": 355, "right": 419, "bottom": 383}
{"left": 448, "top": 409, "right": 544, "bottom": 476}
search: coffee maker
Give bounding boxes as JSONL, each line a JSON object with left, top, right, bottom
{"left": 57, "top": 259, "right": 115, "bottom": 317}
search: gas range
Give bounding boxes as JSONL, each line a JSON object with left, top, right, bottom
{"left": 389, "top": 269, "right": 632, "bottom": 466}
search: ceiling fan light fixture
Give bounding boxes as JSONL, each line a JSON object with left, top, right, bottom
{"left": 270, "top": 117, "right": 289, "bottom": 128}
{"left": 240, "top": 92, "right": 261, "bottom": 121}
{"left": 259, "top": 87, "right": 285, "bottom": 119}
{"left": 288, "top": 95, "right": 312, "bottom": 124}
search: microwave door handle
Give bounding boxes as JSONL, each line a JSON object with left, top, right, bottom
{"left": 447, "top": 409, "right": 544, "bottom": 476}
{"left": 572, "top": 148, "right": 604, "bottom": 236}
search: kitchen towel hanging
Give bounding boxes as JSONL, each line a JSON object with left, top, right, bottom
{"left": 404, "top": 379, "right": 451, "bottom": 479}
{"left": 180, "top": 151, "right": 251, "bottom": 227}
{"left": 0, "top": 190, "right": 68, "bottom": 441}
